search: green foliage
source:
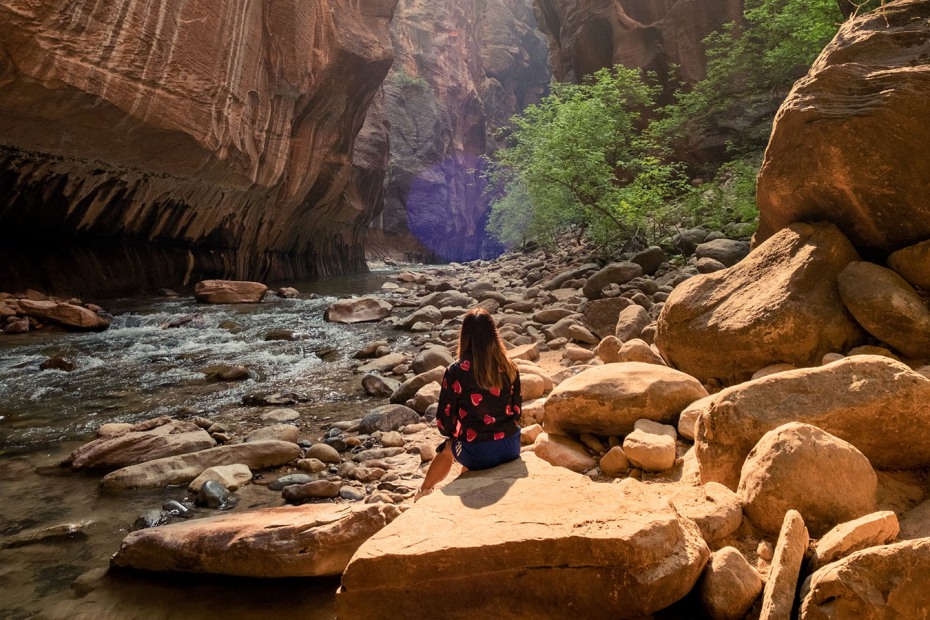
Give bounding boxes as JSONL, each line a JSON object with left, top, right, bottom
{"left": 393, "top": 68, "right": 429, "bottom": 91}
{"left": 682, "top": 158, "right": 761, "bottom": 233}
{"left": 485, "top": 67, "right": 687, "bottom": 252}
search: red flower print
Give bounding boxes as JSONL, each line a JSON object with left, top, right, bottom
{"left": 494, "top": 432, "right": 505, "bottom": 441}
{"left": 470, "top": 393, "right": 483, "bottom": 406}
{"left": 506, "top": 405, "right": 513, "bottom": 416}
{"left": 483, "top": 414, "right": 495, "bottom": 425}
{"left": 514, "top": 406, "right": 521, "bottom": 414}
{"left": 466, "top": 428, "right": 478, "bottom": 442}
{"left": 445, "top": 404, "right": 451, "bottom": 415}
{"left": 460, "top": 360, "right": 471, "bottom": 372}
{"left": 452, "top": 381, "right": 462, "bottom": 394}
{"left": 459, "top": 407, "right": 468, "bottom": 419}
{"left": 490, "top": 386, "right": 501, "bottom": 396}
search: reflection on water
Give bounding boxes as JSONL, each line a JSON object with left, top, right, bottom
{"left": 0, "top": 270, "right": 408, "bottom": 618}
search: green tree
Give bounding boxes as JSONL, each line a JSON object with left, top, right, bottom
{"left": 485, "top": 67, "right": 685, "bottom": 251}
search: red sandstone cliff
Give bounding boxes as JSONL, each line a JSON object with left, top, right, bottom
{"left": 0, "top": 0, "right": 397, "bottom": 294}
{"left": 365, "top": 0, "right": 551, "bottom": 263}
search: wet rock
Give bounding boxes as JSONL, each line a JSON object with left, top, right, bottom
{"left": 112, "top": 503, "right": 403, "bottom": 577}
{"left": 66, "top": 419, "right": 216, "bottom": 471}
{"left": 282, "top": 480, "right": 341, "bottom": 502}
{"left": 40, "top": 354, "right": 77, "bottom": 371}
{"left": 268, "top": 474, "right": 315, "bottom": 491}
{"left": 131, "top": 509, "right": 173, "bottom": 532}
{"left": 354, "top": 340, "right": 390, "bottom": 359}
{"left": 357, "top": 353, "right": 406, "bottom": 373}
{"left": 265, "top": 329, "right": 299, "bottom": 341}
{"left": 162, "top": 500, "right": 195, "bottom": 518}
{"left": 361, "top": 374, "right": 400, "bottom": 397}
{"left": 242, "top": 391, "right": 305, "bottom": 406}
{"left": 203, "top": 364, "right": 251, "bottom": 381}
{"left": 4, "top": 317, "right": 30, "bottom": 333}
{"left": 194, "top": 280, "right": 268, "bottom": 304}
{"left": 188, "top": 464, "right": 252, "bottom": 493}
{"left": 340, "top": 487, "right": 366, "bottom": 501}
{"left": 1, "top": 520, "right": 91, "bottom": 549}
{"left": 324, "top": 297, "right": 393, "bottom": 324}
{"left": 17, "top": 299, "right": 109, "bottom": 331}
{"left": 196, "top": 480, "right": 239, "bottom": 509}
{"left": 101, "top": 440, "right": 302, "bottom": 490}
{"left": 277, "top": 287, "right": 300, "bottom": 299}
{"left": 324, "top": 436, "right": 349, "bottom": 452}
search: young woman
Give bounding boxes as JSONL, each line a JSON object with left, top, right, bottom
{"left": 415, "top": 307, "right": 522, "bottom": 501}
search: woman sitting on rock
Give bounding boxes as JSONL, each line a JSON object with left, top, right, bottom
{"left": 415, "top": 307, "right": 522, "bottom": 501}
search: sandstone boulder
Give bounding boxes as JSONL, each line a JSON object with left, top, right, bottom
{"left": 66, "top": 419, "right": 215, "bottom": 470}
{"left": 668, "top": 482, "right": 743, "bottom": 544}
{"left": 324, "top": 297, "right": 392, "bottom": 324}
{"left": 698, "top": 547, "right": 763, "bottom": 620}
{"left": 543, "top": 363, "right": 707, "bottom": 438}
{"left": 583, "top": 262, "right": 643, "bottom": 300}
{"left": 244, "top": 424, "right": 299, "bottom": 443}
{"left": 194, "top": 280, "right": 267, "bottom": 304}
{"left": 656, "top": 222, "right": 864, "bottom": 384}
{"left": 16, "top": 299, "right": 110, "bottom": 331}
{"left": 533, "top": 433, "right": 596, "bottom": 473}
{"left": 623, "top": 424, "right": 676, "bottom": 473}
{"left": 188, "top": 464, "right": 252, "bottom": 493}
{"left": 838, "top": 261, "right": 930, "bottom": 359}
{"left": 411, "top": 347, "right": 454, "bottom": 374}
{"left": 101, "top": 441, "right": 301, "bottom": 490}
{"left": 336, "top": 454, "right": 709, "bottom": 618}
{"left": 582, "top": 297, "right": 634, "bottom": 339}
{"left": 800, "top": 538, "right": 930, "bottom": 620}
{"left": 357, "top": 353, "right": 406, "bottom": 373}
{"left": 112, "top": 503, "right": 401, "bottom": 577}
{"left": 888, "top": 238, "right": 930, "bottom": 291}
{"left": 358, "top": 404, "right": 421, "bottom": 434}
{"left": 760, "top": 510, "right": 809, "bottom": 620}
{"left": 738, "top": 423, "right": 878, "bottom": 537}
{"left": 695, "top": 356, "right": 930, "bottom": 489}
{"left": 756, "top": 2, "right": 930, "bottom": 255}
{"left": 614, "top": 305, "right": 651, "bottom": 342}
{"left": 811, "top": 511, "right": 899, "bottom": 571}
{"left": 390, "top": 367, "right": 445, "bottom": 404}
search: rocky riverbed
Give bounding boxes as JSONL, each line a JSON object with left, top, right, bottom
{"left": 4, "top": 221, "right": 930, "bottom": 618}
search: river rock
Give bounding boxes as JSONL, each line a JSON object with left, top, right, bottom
{"left": 623, "top": 424, "right": 676, "bottom": 473}
{"left": 411, "top": 346, "right": 454, "bottom": 374}
{"left": 614, "top": 305, "right": 652, "bottom": 343}
{"left": 194, "top": 280, "right": 267, "bottom": 304}
{"left": 282, "top": 480, "right": 341, "bottom": 501}
{"left": 112, "top": 503, "right": 402, "bottom": 577}
{"left": 583, "top": 262, "right": 643, "bottom": 300}
{"left": 618, "top": 339, "right": 666, "bottom": 366}
{"left": 760, "top": 510, "right": 809, "bottom": 620}
{"left": 4, "top": 317, "right": 29, "bottom": 333}
{"left": 533, "top": 433, "right": 596, "bottom": 473}
{"left": 380, "top": 431, "right": 404, "bottom": 448}
{"left": 305, "top": 443, "right": 340, "bottom": 464}
{"left": 361, "top": 374, "right": 400, "bottom": 397}
{"left": 259, "top": 408, "right": 300, "bottom": 423}
{"left": 656, "top": 222, "right": 864, "bottom": 385}
{"left": 583, "top": 297, "right": 634, "bottom": 339}
{"left": 40, "top": 354, "right": 77, "bottom": 371}
{"left": 631, "top": 246, "right": 666, "bottom": 275}
{"left": 336, "top": 453, "right": 709, "bottom": 619}
{"left": 698, "top": 547, "right": 763, "bottom": 620}
{"left": 16, "top": 299, "right": 109, "bottom": 331}
{"left": 506, "top": 343, "right": 540, "bottom": 362}
{"left": 694, "top": 239, "right": 750, "bottom": 267}
{"left": 357, "top": 353, "right": 406, "bottom": 373}
{"left": 888, "top": 238, "right": 930, "bottom": 291}
{"left": 101, "top": 440, "right": 301, "bottom": 490}
{"left": 543, "top": 363, "right": 707, "bottom": 438}
{"left": 66, "top": 419, "right": 216, "bottom": 470}
{"left": 598, "top": 446, "right": 630, "bottom": 477}
{"left": 196, "top": 480, "right": 238, "bottom": 509}
{"left": 268, "top": 474, "right": 315, "bottom": 491}
{"left": 678, "top": 395, "right": 714, "bottom": 441}
{"left": 389, "top": 366, "right": 445, "bottom": 404}
{"left": 695, "top": 356, "right": 930, "bottom": 490}
{"left": 359, "top": 404, "right": 421, "bottom": 434}
{"left": 838, "top": 261, "right": 930, "bottom": 359}
{"left": 738, "top": 423, "right": 878, "bottom": 538}
{"left": 324, "top": 297, "right": 392, "bottom": 324}
{"left": 810, "top": 511, "right": 899, "bottom": 571}
{"left": 245, "top": 424, "right": 299, "bottom": 444}
{"left": 188, "top": 464, "right": 252, "bottom": 493}
{"left": 756, "top": 1, "right": 930, "bottom": 255}
{"left": 799, "top": 538, "right": 930, "bottom": 620}
{"left": 400, "top": 305, "right": 442, "bottom": 330}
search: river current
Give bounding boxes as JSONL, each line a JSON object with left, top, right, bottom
{"left": 0, "top": 270, "right": 408, "bottom": 619}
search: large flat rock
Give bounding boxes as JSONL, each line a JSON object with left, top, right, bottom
{"left": 111, "top": 503, "right": 402, "bottom": 577}
{"left": 101, "top": 440, "right": 301, "bottom": 490}
{"left": 336, "top": 453, "right": 709, "bottom": 619}
{"left": 66, "top": 419, "right": 215, "bottom": 470}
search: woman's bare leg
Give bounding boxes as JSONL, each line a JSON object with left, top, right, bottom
{"left": 416, "top": 440, "right": 454, "bottom": 500}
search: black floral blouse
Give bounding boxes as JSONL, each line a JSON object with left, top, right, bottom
{"left": 436, "top": 356, "right": 522, "bottom": 443}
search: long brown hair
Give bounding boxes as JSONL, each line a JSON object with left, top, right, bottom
{"left": 457, "top": 308, "right": 518, "bottom": 390}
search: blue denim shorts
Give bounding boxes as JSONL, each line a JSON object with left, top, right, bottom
{"left": 452, "top": 431, "right": 521, "bottom": 470}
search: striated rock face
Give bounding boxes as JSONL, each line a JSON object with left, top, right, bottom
{"left": 533, "top": 0, "right": 744, "bottom": 84}
{"left": 0, "top": 1, "right": 398, "bottom": 295}
{"left": 756, "top": 0, "right": 930, "bottom": 255}
{"left": 366, "top": 0, "right": 551, "bottom": 263}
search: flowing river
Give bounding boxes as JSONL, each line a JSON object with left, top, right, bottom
{"left": 0, "top": 270, "right": 410, "bottom": 619}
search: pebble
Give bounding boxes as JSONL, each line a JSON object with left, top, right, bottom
{"left": 296, "top": 458, "right": 328, "bottom": 473}
{"left": 381, "top": 431, "right": 405, "bottom": 448}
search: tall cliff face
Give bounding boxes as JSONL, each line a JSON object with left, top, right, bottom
{"left": 533, "top": 0, "right": 743, "bottom": 86}
{"left": 0, "top": 0, "right": 397, "bottom": 295}
{"left": 365, "top": 0, "right": 550, "bottom": 263}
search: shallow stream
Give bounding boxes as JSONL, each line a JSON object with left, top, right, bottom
{"left": 0, "top": 271, "right": 407, "bottom": 619}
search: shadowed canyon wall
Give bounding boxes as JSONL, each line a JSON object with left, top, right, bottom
{"left": 0, "top": 0, "right": 397, "bottom": 296}
{"left": 365, "top": 0, "right": 551, "bottom": 263}
{"left": 532, "top": 0, "right": 743, "bottom": 86}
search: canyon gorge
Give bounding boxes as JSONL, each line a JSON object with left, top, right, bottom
{"left": 1, "top": 0, "right": 743, "bottom": 296}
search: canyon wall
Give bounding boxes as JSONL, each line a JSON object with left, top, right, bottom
{"left": 0, "top": 0, "right": 397, "bottom": 295}
{"left": 366, "top": 0, "right": 551, "bottom": 263}
{"left": 532, "top": 0, "right": 743, "bottom": 86}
